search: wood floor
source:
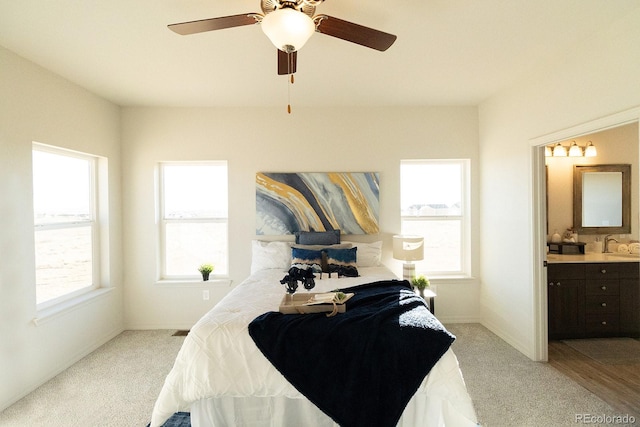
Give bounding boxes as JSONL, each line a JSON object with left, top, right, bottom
{"left": 548, "top": 340, "right": 640, "bottom": 419}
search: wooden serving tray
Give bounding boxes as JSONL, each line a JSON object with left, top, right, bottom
{"left": 279, "top": 292, "right": 354, "bottom": 315}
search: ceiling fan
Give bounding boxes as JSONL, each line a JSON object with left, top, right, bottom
{"left": 168, "top": 0, "right": 397, "bottom": 76}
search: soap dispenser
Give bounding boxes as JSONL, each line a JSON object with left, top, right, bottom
{"left": 593, "top": 237, "right": 603, "bottom": 254}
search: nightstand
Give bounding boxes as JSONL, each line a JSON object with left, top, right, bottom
{"left": 421, "top": 289, "right": 437, "bottom": 314}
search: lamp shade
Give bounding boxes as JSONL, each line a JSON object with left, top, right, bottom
{"left": 552, "top": 143, "right": 567, "bottom": 157}
{"left": 568, "top": 141, "right": 582, "bottom": 157}
{"left": 393, "top": 235, "right": 424, "bottom": 261}
{"left": 584, "top": 141, "right": 597, "bottom": 157}
{"left": 261, "top": 8, "right": 315, "bottom": 53}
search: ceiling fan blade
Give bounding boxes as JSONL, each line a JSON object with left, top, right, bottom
{"left": 316, "top": 15, "right": 396, "bottom": 51}
{"left": 168, "top": 14, "right": 259, "bottom": 35}
{"left": 277, "top": 50, "right": 297, "bottom": 75}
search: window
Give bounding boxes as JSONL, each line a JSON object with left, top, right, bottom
{"left": 159, "top": 162, "right": 228, "bottom": 279}
{"left": 400, "top": 159, "right": 470, "bottom": 277}
{"left": 33, "top": 144, "right": 99, "bottom": 306}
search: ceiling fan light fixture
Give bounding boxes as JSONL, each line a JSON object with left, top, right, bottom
{"left": 261, "top": 7, "right": 315, "bottom": 53}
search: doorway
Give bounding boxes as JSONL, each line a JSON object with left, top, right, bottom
{"left": 531, "top": 107, "right": 640, "bottom": 361}
{"left": 531, "top": 109, "right": 640, "bottom": 418}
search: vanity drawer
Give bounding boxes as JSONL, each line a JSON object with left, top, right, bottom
{"left": 585, "top": 280, "right": 619, "bottom": 296}
{"left": 585, "top": 264, "right": 619, "bottom": 279}
{"left": 548, "top": 263, "right": 585, "bottom": 279}
{"left": 586, "top": 314, "right": 619, "bottom": 337}
{"left": 585, "top": 296, "right": 619, "bottom": 314}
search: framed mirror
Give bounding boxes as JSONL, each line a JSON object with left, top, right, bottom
{"left": 573, "top": 164, "right": 631, "bottom": 234}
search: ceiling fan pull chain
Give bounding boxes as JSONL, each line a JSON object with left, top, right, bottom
{"left": 287, "top": 71, "right": 291, "bottom": 113}
{"left": 287, "top": 52, "right": 294, "bottom": 114}
{"left": 287, "top": 76, "right": 293, "bottom": 113}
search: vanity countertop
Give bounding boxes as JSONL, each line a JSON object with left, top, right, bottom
{"left": 547, "top": 252, "right": 640, "bottom": 264}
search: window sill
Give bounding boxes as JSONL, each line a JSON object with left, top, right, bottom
{"left": 155, "top": 278, "right": 233, "bottom": 288}
{"left": 33, "top": 287, "right": 115, "bottom": 326}
{"left": 423, "top": 275, "right": 476, "bottom": 282}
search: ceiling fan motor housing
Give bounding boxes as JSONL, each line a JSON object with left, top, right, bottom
{"left": 261, "top": 0, "right": 317, "bottom": 16}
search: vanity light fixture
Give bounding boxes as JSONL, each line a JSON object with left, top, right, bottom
{"left": 568, "top": 141, "right": 582, "bottom": 157}
{"left": 552, "top": 143, "right": 567, "bottom": 157}
{"left": 545, "top": 141, "right": 597, "bottom": 157}
{"left": 584, "top": 141, "right": 597, "bottom": 157}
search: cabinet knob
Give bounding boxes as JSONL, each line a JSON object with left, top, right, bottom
{"left": 601, "top": 321, "right": 607, "bottom": 325}
{"left": 549, "top": 282, "right": 554, "bottom": 286}
{"left": 601, "top": 269, "right": 607, "bottom": 274}
{"left": 557, "top": 282, "right": 561, "bottom": 286}
{"left": 601, "top": 302, "right": 607, "bottom": 307}
{"left": 601, "top": 286, "right": 607, "bottom": 291}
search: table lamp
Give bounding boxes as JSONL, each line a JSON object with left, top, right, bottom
{"left": 393, "top": 235, "right": 424, "bottom": 281}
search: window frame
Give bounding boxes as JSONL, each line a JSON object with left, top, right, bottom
{"left": 158, "top": 161, "right": 229, "bottom": 281}
{"left": 400, "top": 159, "right": 471, "bottom": 278}
{"left": 33, "top": 143, "right": 100, "bottom": 309}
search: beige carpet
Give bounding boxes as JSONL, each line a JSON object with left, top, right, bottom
{"left": 0, "top": 325, "right": 621, "bottom": 427}
{"left": 562, "top": 338, "right": 640, "bottom": 365}
{"left": 447, "top": 325, "right": 617, "bottom": 427}
{"left": 0, "top": 330, "right": 186, "bottom": 427}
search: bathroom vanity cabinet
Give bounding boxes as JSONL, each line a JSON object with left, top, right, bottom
{"left": 548, "top": 261, "right": 640, "bottom": 340}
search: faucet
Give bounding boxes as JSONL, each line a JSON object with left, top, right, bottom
{"left": 603, "top": 234, "right": 618, "bottom": 253}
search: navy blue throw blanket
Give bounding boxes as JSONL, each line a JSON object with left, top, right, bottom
{"left": 248, "top": 280, "right": 455, "bottom": 427}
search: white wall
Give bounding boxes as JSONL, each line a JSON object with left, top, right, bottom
{"left": 120, "top": 106, "right": 482, "bottom": 329}
{"left": 0, "top": 46, "right": 123, "bottom": 410}
{"left": 478, "top": 7, "right": 640, "bottom": 358}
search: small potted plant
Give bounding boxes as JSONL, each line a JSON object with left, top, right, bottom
{"left": 198, "top": 263, "right": 214, "bottom": 281}
{"left": 411, "top": 275, "right": 430, "bottom": 298}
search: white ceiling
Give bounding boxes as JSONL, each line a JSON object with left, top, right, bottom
{"left": 1, "top": 1, "right": 638, "bottom": 108}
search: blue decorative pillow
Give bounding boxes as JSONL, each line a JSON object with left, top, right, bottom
{"left": 292, "top": 243, "right": 353, "bottom": 273}
{"left": 295, "top": 230, "right": 340, "bottom": 245}
{"left": 324, "top": 247, "right": 359, "bottom": 277}
{"left": 291, "top": 247, "right": 323, "bottom": 273}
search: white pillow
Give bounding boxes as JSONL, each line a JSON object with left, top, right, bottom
{"left": 343, "top": 241, "right": 382, "bottom": 267}
{"left": 291, "top": 243, "right": 352, "bottom": 251}
{"left": 251, "top": 240, "right": 292, "bottom": 274}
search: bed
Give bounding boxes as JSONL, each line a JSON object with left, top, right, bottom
{"left": 150, "top": 240, "right": 478, "bottom": 427}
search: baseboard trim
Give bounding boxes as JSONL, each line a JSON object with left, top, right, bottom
{"left": 439, "top": 316, "right": 482, "bottom": 324}
{"left": 480, "top": 310, "right": 535, "bottom": 360}
{"left": 125, "top": 322, "right": 197, "bottom": 330}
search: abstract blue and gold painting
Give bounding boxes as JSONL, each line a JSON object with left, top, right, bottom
{"left": 256, "top": 172, "right": 380, "bottom": 235}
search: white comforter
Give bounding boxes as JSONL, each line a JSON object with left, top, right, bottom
{"left": 150, "top": 267, "right": 477, "bottom": 427}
